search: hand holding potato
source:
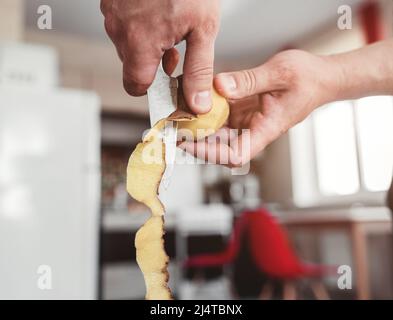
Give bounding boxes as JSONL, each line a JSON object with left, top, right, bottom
{"left": 182, "top": 40, "right": 393, "bottom": 166}
{"left": 181, "top": 50, "right": 341, "bottom": 166}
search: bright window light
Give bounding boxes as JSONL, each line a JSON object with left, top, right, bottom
{"left": 313, "top": 101, "right": 360, "bottom": 196}
{"left": 355, "top": 96, "right": 393, "bottom": 192}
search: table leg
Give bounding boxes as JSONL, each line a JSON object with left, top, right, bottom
{"left": 350, "top": 222, "right": 370, "bottom": 300}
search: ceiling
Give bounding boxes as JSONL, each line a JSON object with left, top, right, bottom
{"left": 25, "top": 0, "right": 364, "bottom": 69}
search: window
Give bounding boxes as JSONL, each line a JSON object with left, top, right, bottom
{"left": 313, "top": 101, "right": 360, "bottom": 196}
{"left": 290, "top": 96, "right": 393, "bottom": 207}
{"left": 355, "top": 96, "right": 393, "bottom": 191}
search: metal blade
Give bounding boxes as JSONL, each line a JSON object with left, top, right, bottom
{"left": 147, "top": 64, "right": 177, "bottom": 127}
{"left": 147, "top": 63, "right": 178, "bottom": 188}
{"left": 161, "top": 120, "right": 177, "bottom": 189}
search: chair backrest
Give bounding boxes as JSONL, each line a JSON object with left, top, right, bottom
{"left": 221, "top": 212, "right": 248, "bottom": 262}
{"left": 185, "top": 207, "right": 305, "bottom": 276}
{"left": 245, "top": 208, "right": 304, "bottom": 278}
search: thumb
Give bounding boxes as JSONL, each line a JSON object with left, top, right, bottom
{"left": 214, "top": 65, "right": 282, "bottom": 100}
{"left": 182, "top": 31, "right": 216, "bottom": 114}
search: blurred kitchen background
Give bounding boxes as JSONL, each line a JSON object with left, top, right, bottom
{"left": 0, "top": 0, "right": 392, "bottom": 300}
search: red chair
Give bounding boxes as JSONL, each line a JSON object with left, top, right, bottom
{"left": 185, "top": 207, "right": 336, "bottom": 299}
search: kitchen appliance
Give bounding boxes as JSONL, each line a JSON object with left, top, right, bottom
{"left": 0, "top": 43, "right": 100, "bottom": 299}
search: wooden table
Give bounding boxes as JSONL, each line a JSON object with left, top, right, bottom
{"left": 280, "top": 207, "right": 392, "bottom": 300}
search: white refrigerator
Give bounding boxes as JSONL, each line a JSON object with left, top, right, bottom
{"left": 0, "top": 87, "right": 101, "bottom": 299}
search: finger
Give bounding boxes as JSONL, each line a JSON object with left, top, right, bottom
{"left": 179, "top": 129, "right": 257, "bottom": 168}
{"left": 228, "top": 95, "right": 260, "bottom": 109}
{"left": 106, "top": 28, "right": 124, "bottom": 61}
{"left": 179, "top": 140, "right": 243, "bottom": 168}
{"left": 228, "top": 96, "right": 259, "bottom": 119}
{"left": 100, "top": 0, "right": 113, "bottom": 14}
{"left": 214, "top": 64, "right": 285, "bottom": 100}
{"left": 163, "top": 48, "right": 180, "bottom": 76}
{"left": 179, "top": 107, "right": 284, "bottom": 166}
{"left": 182, "top": 31, "right": 216, "bottom": 114}
{"left": 180, "top": 95, "right": 288, "bottom": 164}
{"left": 103, "top": 12, "right": 118, "bottom": 42}
{"left": 227, "top": 96, "right": 260, "bottom": 129}
{"left": 115, "top": 45, "right": 124, "bottom": 62}
{"left": 122, "top": 45, "right": 163, "bottom": 96}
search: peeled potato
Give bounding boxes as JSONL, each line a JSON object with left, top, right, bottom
{"left": 127, "top": 127, "right": 165, "bottom": 217}
{"left": 127, "top": 79, "right": 229, "bottom": 300}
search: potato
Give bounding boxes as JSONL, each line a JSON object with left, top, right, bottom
{"left": 126, "top": 122, "right": 171, "bottom": 300}
{"left": 127, "top": 80, "right": 229, "bottom": 300}
{"left": 135, "top": 216, "right": 171, "bottom": 300}
{"left": 126, "top": 136, "right": 165, "bottom": 217}
{"left": 169, "top": 77, "right": 230, "bottom": 140}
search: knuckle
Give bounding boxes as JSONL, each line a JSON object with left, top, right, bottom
{"left": 200, "top": 18, "right": 219, "bottom": 37}
{"left": 104, "top": 16, "right": 115, "bottom": 37}
{"left": 270, "top": 63, "right": 297, "bottom": 88}
{"left": 126, "top": 24, "right": 142, "bottom": 44}
{"left": 122, "top": 76, "right": 135, "bottom": 95}
{"left": 123, "top": 78, "right": 146, "bottom": 96}
{"left": 123, "top": 70, "right": 151, "bottom": 96}
{"left": 241, "top": 69, "right": 257, "bottom": 95}
{"left": 186, "top": 64, "right": 214, "bottom": 81}
{"left": 123, "top": 80, "right": 135, "bottom": 96}
{"left": 270, "top": 50, "right": 304, "bottom": 84}
{"left": 280, "top": 65, "right": 297, "bottom": 82}
{"left": 100, "top": 0, "right": 110, "bottom": 14}
{"left": 123, "top": 72, "right": 150, "bottom": 88}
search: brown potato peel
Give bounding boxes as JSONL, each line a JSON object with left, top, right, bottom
{"left": 126, "top": 82, "right": 229, "bottom": 300}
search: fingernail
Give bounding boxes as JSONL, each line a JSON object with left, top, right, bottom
{"left": 193, "top": 91, "right": 211, "bottom": 112}
{"left": 219, "top": 74, "right": 237, "bottom": 92}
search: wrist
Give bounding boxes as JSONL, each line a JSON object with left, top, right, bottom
{"left": 320, "top": 54, "right": 348, "bottom": 104}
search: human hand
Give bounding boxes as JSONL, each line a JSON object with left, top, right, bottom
{"left": 180, "top": 50, "right": 342, "bottom": 166}
{"left": 100, "top": 0, "right": 220, "bottom": 113}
